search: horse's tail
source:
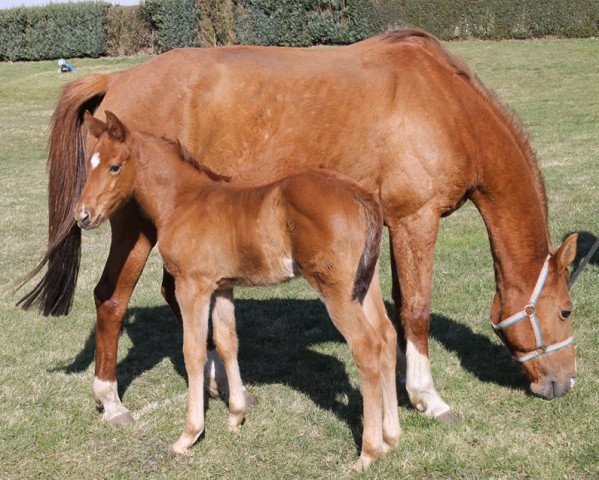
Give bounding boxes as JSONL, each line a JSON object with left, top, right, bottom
{"left": 352, "top": 192, "right": 384, "bottom": 304}
{"left": 16, "top": 74, "right": 109, "bottom": 316}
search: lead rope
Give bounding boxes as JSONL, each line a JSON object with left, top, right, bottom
{"left": 492, "top": 255, "right": 574, "bottom": 363}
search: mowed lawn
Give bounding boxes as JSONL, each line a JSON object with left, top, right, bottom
{"left": 0, "top": 39, "right": 597, "bottom": 479}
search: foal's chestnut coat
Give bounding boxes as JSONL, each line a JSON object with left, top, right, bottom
{"left": 75, "top": 111, "right": 400, "bottom": 470}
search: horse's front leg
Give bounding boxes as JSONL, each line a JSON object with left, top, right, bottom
{"left": 172, "top": 277, "right": 212, "bottom": 455}
{"left": 388, "top": 209, "right": 455, "bottom": 420}
{"left": 93, "top": 204, "right": 156, "bottom": 425}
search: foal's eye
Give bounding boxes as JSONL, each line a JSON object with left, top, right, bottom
{"left": 559, "top": 310, "right": 572, "bottom": 320}
{"left": 109, "top": 164, "right": 121, "bottom": 174}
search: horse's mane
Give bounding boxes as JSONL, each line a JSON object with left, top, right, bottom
{"left": 155, "top": 135, "right": 231, "bottom": 182}
{"left": 379, "top": 29, "right": 548, "bottom": 220}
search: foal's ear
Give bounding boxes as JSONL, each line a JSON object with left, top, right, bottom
{"left": 555, "top": 233, "right": 578, "bottom": 272}
{"left": 83, "top": 111, "right": 107, "bottom": 138}
{"left": 104, "top": 110, "right": 129, "bottom": 143}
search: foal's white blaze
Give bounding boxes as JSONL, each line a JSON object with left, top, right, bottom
{"left": 405, "top": 340, "right": 451, "bottom": 418}
{"left": 92, "top": 376, "right": 131, "bottom": 422}
{"left": 90, "top": 152, "right": 100, "bottom": 170}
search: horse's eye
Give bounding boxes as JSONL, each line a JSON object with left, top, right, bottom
{"left": 559, "top": 310, "right": 572, "bottom": 320}
{"left": 109, "top": 164, "right": 121, "bottom": 174}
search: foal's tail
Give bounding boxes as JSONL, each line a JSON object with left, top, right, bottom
{"left": 352, "top": 193, "right": 384, "bottom": 303}
{"left": 15, "top": 74, "right": 110, "bottom": 316}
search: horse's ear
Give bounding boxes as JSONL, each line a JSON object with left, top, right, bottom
{"left": 104, "top": 110, "right": 128, "bottom": 143}
{"left": 83, "top": 111, "right": 107, "bottom": 138}
{"left": 555, "top": 233, "right": 578, "bottom": 272}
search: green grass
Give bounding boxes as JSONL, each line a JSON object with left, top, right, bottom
{"left": 1, "top": 39, "right": 598, "bottom": 479}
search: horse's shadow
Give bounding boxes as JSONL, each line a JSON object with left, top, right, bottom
{"left": 55, "top": 298, "right": 527, "bottom": 449}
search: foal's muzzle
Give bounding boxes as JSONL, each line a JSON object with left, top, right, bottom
{"left": 75, "top": 207, "right": 97, "bottom": 229}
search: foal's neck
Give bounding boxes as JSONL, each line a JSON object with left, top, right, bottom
{"left": 133, "top": 137, "right": 214, "bottom": 231}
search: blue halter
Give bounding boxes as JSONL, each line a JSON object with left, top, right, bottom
{"left": 493, "top": 255, "right": 574, "bottom": 363}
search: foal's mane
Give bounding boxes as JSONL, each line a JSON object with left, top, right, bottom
{"left": 380, "top": 29, "right": 548, "bottom": 219}
{"left": 153, "top": 135, "right": 231, "bottom": 182}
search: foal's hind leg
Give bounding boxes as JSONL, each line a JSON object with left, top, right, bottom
{"left": 313, "top": 285, "right": 384, "bottom": 471}
{"left": 362, "top": 272, "right": 401, "bottom": 453}
{"left": 210, "top": 289, "right": 246, "bottom": 432}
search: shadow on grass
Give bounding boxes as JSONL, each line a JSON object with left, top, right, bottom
{"left": 53, "top": 298, "right": 527, "bottom": 449}
{"left": 563, "top": 230, "right": 599, "bottom": 271}
{"left": 428, "top": 314, "right": 528, "bottom": 391}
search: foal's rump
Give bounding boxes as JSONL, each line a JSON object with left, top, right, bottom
{"left": 279, "top": 171, "right": 383, "bottom": 302}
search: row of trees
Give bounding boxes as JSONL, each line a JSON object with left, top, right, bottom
{"left": 1, "top": 0, "right": 598, "bottom": 61}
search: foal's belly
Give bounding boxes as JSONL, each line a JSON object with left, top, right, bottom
{"left": 217, "top": 257, "right": 300, "bottom": 289}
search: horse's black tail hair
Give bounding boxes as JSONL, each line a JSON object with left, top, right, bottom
{"left": 13, "top": 75, "right": 108, "bottom": 316}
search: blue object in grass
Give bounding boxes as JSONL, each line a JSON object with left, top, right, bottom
{"left": 58, "top": 58, "right": 76, "bottom": 73}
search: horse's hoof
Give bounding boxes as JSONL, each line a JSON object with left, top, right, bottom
{"left": 244, "top": 389, "right": 258, "bottom": 407}
{"left": 107, "top": 411, "right": 135, "bottom": 426}
{"left": 435, "top": 409, "right": 460, "bottom": 423}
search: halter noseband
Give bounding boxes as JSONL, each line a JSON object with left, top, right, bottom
{"left": 492, "top": 255, "right": 574, "bottom": 364}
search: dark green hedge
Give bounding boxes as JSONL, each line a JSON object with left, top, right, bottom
{"left": 106, "top": 5, "right": 154, "bottom": 57}
{"left": 0, "top": 2, "right": 109, "bottom": 61}
{"left": 369, "top": 0, "right": 599, "bottom": 40}
{"left": 141, "top": 0, "right": 200, "bottom": 53}
{"left": 1, "top": 0, "right": 598, "bottom": 62}
{"left": 235, "top": 0, "right": 374, "bottom": 47}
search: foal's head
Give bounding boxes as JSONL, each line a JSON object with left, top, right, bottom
{"left": 74, "top": 111, "right": 137, "bottom": 229}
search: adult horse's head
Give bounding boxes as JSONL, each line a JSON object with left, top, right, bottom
{"left": 491, "top": 234, "right": 578, "bottom": 400}
{"left": 74, "top": 111, "right": 136, "bottom": 230}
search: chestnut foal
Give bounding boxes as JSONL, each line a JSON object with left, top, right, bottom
{"left": 74, "top": 111, "right": 400, "bottom": 470}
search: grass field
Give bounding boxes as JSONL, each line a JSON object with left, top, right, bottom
{"left": 1, "top": 39, "right": 598, "bottom": 479}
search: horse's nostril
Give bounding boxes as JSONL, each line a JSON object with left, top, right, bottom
{"left": 82, "top": 211, "right": 90, "bottom": 222}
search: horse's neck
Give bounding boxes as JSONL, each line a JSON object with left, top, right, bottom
{"left": 133, "top": 144, "right": 208, "bottom": 231}
{"left": 471, "top": 149, "right": 551, "bottom": 298}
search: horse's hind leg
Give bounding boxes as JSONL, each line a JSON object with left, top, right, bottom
{"left": 362, "top": 270, "right": 401, "bottom": 453}
{"left": 93, "top": 204, "right": 156, "bottom": 425}
{"left": 210, "top": 289, "right": 246, "bottom": 432}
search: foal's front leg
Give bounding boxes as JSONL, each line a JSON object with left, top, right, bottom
{"left": 171, "top": 277, "right": 212, "bottom": 455}
{"left": 210, "top": 289, "right": 246, "bottom": 432}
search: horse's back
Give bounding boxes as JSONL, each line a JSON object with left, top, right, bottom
{"left": 96, "top": 32, "right": 488, "bottom": 218}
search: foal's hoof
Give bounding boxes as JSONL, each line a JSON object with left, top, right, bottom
{"left": 227, "top": 423, "right": 242, "bottom": 434}
{"left": 435, "top": 409, "right": 460, "bottom": 423}
{"left": 244, "top": 388, "right": 258, "bottom": 407}
{"left": 171, "top": 442, "right": 193, "bottom": 457}
{"left": 353, "top": 454, "right": 376, "bottom": 472}
{"left": 107, "top": 411, "right": 135, "bottom": 426}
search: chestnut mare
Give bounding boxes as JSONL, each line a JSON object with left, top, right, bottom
{"left": 74, "top": 111, "right": 399, "bottom": 469}
{"left": 19, "top": 29, "right": 578, "bottom": 422}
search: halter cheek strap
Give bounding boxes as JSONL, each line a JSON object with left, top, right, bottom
{"left": 492, "top": 255, "right": 574, "bottom": 363}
